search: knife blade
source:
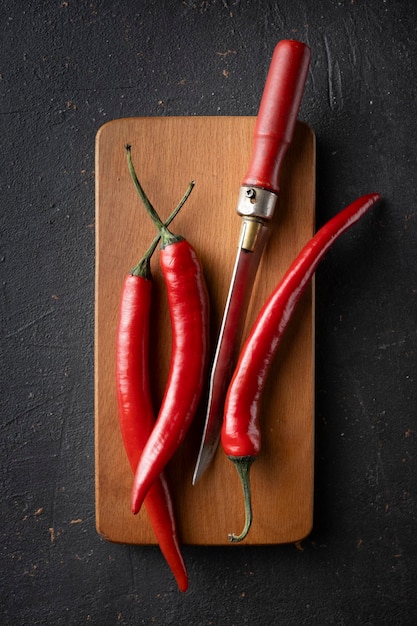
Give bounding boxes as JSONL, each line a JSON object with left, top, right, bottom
{"left": 193, "top": 40, "right": 311, "bottom": 484}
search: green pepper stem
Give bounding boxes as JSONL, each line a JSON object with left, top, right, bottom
{"left": 126, "top": 144, "right": 193, "bottom": 248}
{"left": 130, "top": 179, "right": 195, "bottom": 278}
{"left": 228, "top": 456, "right": 255, "bottom": 543}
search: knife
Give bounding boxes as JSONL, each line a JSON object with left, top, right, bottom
{"left": 192, "top": 40, "right": 311, "bottom": 484}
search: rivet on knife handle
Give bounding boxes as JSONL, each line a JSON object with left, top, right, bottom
{"left": 192, "top": 40, "right": 311, "bottom": 485}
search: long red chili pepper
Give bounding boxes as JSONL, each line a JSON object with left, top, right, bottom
{"left": 125, "top": 147, "right": 210, "bottom": 517}
{"left": 116, "top": 173, "right": 194, "bottom": 592}
{"left": 221, "top": 192, "right": 381, "bottom": 542}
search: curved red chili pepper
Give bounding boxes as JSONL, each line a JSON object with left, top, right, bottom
{"left": 221, "top": 192, "right": 381, "bottom": 542}
{"left": 131, "top": 237, "right": 210, "bottom": 515}
{"left": 125, "top": 146, "right": 210, "bottom": 517}
{"left": 116, "top": 173, "right": 194, "bottom": 592}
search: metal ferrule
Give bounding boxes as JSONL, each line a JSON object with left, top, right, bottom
{"left": 236, "top": 186, "right": 279, "bottom": 221}
{"left": 238, "top": 217, "right": 269, "bottom": 252}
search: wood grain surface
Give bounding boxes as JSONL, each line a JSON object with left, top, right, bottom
{"left": 95, "top": 116, "right": 315, "bottom": 545}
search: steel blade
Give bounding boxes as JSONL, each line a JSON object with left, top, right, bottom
{"left": 192, "top": 220, "right": 269, "bottom": 484}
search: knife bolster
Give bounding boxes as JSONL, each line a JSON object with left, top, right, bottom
{"left": 239, "top": 217, "right": 269, "bottom": 252}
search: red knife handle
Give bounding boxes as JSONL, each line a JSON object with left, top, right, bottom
{"left": 242, "top": 40, "right": 311, "bottom": 194}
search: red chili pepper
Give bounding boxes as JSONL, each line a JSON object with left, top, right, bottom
{"left": 221, "top": 192, "right": 381, "bottom": 542}
{"left": 125, "top": 147, "right": 210, "bottom": 517}
{"left": 116, "top": 172, "right": 194, "bottom": 592}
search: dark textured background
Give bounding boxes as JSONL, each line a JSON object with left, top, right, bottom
{"left": 1, "top": 1, "right": 416, "bottom": 624}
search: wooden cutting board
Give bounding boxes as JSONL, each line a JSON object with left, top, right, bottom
{"left": 95, "top": 116, "right": 315, "bottom": 546}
